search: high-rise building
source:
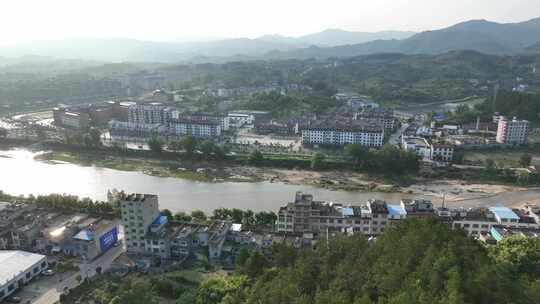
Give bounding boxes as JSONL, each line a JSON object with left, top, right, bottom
{"left": 119, "top": 194, "right": 160, "bottom": 254}
{"left": 496, "top": 117, "right": 529, "bottom": 144}
{"left": 128, "top": 103, "right": 174, "bottom": 125}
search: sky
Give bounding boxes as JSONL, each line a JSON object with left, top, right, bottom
{"left": 0, "top": 0, "right": 539, "bottom": 45}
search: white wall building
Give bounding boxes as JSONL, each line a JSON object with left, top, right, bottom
{"left": 128, "top": 103, "right": 170, "bottom": 125}
{"left": 169, "top": 118, "right": 222, "bottom": 138}
{"left": 0, "top": 251, "right": 48, "bottom": 301}
{"left": 120, "top": 194, "right": 160, "bottom": 254}
{"left": 302, "top": 124, "right": 384, "bottom": 147}
{"left": 496, "top": 117, "right": 529, "bottom": 145}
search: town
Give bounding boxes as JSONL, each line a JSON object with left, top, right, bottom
{"left": 1, "top": 190, "right": 539, "bottom": 303}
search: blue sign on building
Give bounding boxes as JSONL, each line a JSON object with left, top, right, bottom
{"left": 99, "top": 227, "right": 118, "bottom": 252}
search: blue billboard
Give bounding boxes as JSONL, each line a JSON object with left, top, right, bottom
{"left": 99, "top": 226, "right": 118, "bottom": 252}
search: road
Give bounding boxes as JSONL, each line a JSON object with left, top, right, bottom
{"left": 388, "top": 123, "right": 409, "bottom": 146}
{"left": 17, "top": 245, "right": 124, "bottom": 304}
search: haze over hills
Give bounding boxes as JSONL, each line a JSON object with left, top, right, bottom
{"left": 270, "top": 17, "right": 540, "bottom": 59}
{"left": 0, "top": 29, "right": 415, "bottom": 63}
{"left": 0, "top": 18, "right": 540, "bottom": 63}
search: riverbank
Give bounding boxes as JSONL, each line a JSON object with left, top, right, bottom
{"left": 33, "top": 150, "right": 538, "bottom": 207}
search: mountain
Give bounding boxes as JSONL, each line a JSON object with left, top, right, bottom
{"left": 296, "top": 28, "right": 415, "bottom": 46}
{"left": 0, "top": 30, "right": 415, "bottom": 63}
{"left": 268, "top": 17, "right": 540, "bottom": 59}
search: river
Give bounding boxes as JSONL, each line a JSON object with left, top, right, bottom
{"left": 0, "top": 148, "right": 421, "bottom": 213}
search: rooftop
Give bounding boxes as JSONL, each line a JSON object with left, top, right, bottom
{"left": 489, "top": 207, "right": 520, "bottom": 220}
{"left": 0, "top": 250, "right": 46, "bottom": 286}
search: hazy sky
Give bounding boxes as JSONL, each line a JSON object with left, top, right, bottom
{"left": 1, "top": 0, "right": 539, "bottom": 45}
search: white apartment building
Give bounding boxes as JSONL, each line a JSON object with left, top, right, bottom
{"left": 120, "top": 194, "right": 160, "bottom": 254}
{"left": 302, "top": 124, "right": 384, "bottom": 147}
{"left": 496, "top": 117, "right": 529, "bottom": 145}
{"left": 128, "top": 103, "right": 172, "bottom": 125}
{"left": 169, "top": 118, "right": 222, "bottom": 138}
{"left": 227, "top": 113, "right": 253, "bottom": 128}
{"left": 430, "top": 144, "right": 454, "bottom": 167}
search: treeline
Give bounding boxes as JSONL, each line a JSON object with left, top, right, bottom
{"left": 0, "top": 191, "right": 117, "bottom": 216}
{"left": 442, "top": 90, "right": 540, "bottom": 125}
{"left": 197, "top": 219, "right": 540, "bottom": 304}
{"left": 161, "top": 208, "right": 277, "bottom": 230}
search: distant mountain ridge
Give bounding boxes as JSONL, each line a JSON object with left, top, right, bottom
{"left": 0, "top": 30, "right": 415, "bottom": 63}
{"left": 1, "top": 18, "right": 540, "bottom": 63}
{"left": 269, "top": 17, "right": 540, "bottom": 59}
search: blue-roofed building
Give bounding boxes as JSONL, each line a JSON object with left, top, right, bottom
{"left": 387, "top": 204, "right": 407, "bottom": 220}
{"left": 490, "top": 225, "right": 540, "bottom": 242}
{"left": 489, "top": 207, "right": 520, "bottom": 225}
{"left": 71, "top": 219, "right": 119, "bottom": 261}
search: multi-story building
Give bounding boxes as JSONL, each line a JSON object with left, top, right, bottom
{"left": 128, "top": 103, "right": 172, "bottom": 125}
{"left": 53, "top": 108, "right": 91, "bottom": 129}
{"left": 354, "top": 108, "right": 396, "bottom": 131}
{"left": 276, "top": 192, "right": 399, "bottom": 236}
{"left": 168, "top": 117, "right": 222, "bottom": 138}
{"left": 108, "top": 120, "right": 164, "bottom": 140}
{"left": 71, "top": 220, "right": 119, "bottom": 261}
{"left": 430, "top": 143, "right": 454, "bottom": 167}
{"left": 0, "top": 251, "right": 48, "bottom": 302}
{"left": 302, "top": 121, "right": 384, "bottom": 147}
{"left": 496, "top": 117, "right": 529, "bottom": 145}
{"left": 119, "top": 193, "right": 161, "bottom": 254}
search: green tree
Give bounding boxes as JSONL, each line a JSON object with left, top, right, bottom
{"left": 311, "top": 152, "right": 326, "bottom": 170}
{"left": 191, "top": 210, "right": 207, "bottom": 222}
{"left": 248, "top": 150, "right": 264, "bottom": 166}
{"left": 520, "top": 154, "right": 533, "bottom": 168}
{"left": 161, "top": 209, "right": 174, "bottom": 222}
{"left": 148, "top": 136, "right": 164, "bottom": 154}
{"left": 181, "top": 136, "right": 197, "bottom": 158}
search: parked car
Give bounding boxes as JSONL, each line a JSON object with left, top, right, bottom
{"left": 42, "top": 269, "right": 55, "bottom": 276}
{"left": 5, "top": 296, "right": 22, "bottom": 303}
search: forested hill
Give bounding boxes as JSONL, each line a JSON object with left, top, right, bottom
{"left": 219, "top": 219, "right": 540, "bottom": 304}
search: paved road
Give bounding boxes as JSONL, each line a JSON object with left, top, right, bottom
{"left": 18, "top": 245, "right": 124, "bottom": 304}
{"left": 388, "top": 123, "right": 409, "bottom": 146}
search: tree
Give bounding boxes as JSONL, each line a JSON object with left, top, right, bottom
{"left": 191, "top": 210, "right": 207, "bottom": 222}
{"left": 199, "top": 140, "right": 216, "bottom": 158}
{"left": 174, "top": 211, "right": 192, "bottom": 222}
{"left": 248, "top": 150, "right": 264, "bottom": 166}
{"left": 311, "top": 152, "right": 326, "bottom": 170}
{"left": 520, "top": 154, "right": 532, "bottom": 168}
{"left": 148, "top": 137, "right": 164, "bottom": 154}
{"left": 345, "top": 144, "right": 367, "bottom": 165}
{"left": 181, "top": 136, "right": 197, "bottom": 158}
{"left": 161, "top": 209, "right": 173, "bottom": 222}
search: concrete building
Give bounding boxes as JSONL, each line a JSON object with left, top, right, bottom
{"left": 120, "top": 194, "right": 160, "bottom": 254}
{"left": 53, "top": 108, "right": 91, "bottom": 129}
{"left": 0, "top": 251, "right": 48, "bottom": 301}
{"left": 354, "top": 108, "right": 396, "bottom": 131}
{"left": 430, "top": 143, "right": 454, "bottom": 167}
{"left": 276, "top": 192, "right": 397, "bottom": 236}
{"left": 71, "top": 219, "right": 119, "bottom": 261}
{"left": 302, "top": 121, "right": 384, "bottom": 147}
{"left": 128, "top": 103, "right": 171, "bottom": 125}
{"left": 168, "top": 117, "right": 222, "bottom": 138}
{"left": 108, "top": 120, "right": 164, "bottom": 140}
{"left": 496, "top": 117, "right": 529, "bottom": 145}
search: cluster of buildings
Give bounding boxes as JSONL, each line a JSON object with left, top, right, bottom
{"left": 53, "top": 100, "right": 134, "bottom": 129}
{"left": 0, "top": 202, "right": 119, "bottom": 261}
{"left": 299, "top": 108, "right": 396, "bottom": 148}
{"left": 402, "top": 137, "right": 454, "bottom": 167}
{"left": 204, "top": 83, "right": 312, "bottom": 98}
{"left": 0, "top": 250, "right": 48, "bottom": 302}
{"left": 276, "top": 192, "right": 540, "bottom": 243}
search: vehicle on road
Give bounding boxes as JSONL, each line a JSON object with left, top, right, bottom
{"left": 42, "top": 269, "right": 55, "bottom": 276}
{"left": 5, "top": 296, "right": 22, "bottom": 303}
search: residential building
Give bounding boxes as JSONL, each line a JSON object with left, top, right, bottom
{"left": 71, "top": 219, "right": 119, "bottom": 261}
{"left": 496, "top": 117, "right": 529, "bottom": 145}
{"left": 0, "top": 251, "right": 48, "bottom": 301}
{"left": 489, "top": 225, "right": 540, "bottom": 242}
{"left": 128, "top": 103, "right": 171, "bottom": 125}
{"left": 354, "top": 108, "right": 396, "bottom": 131}
{"left": 108, "top": 120, "right": 164, "bottom": 140}
{"left": 168, "top": 116, "right": 222, "bottom": 138}
{"left": 430, "top": 143, "right": 454, "bottom": 167}
{"left": 400, "top": 199, "right": 435, "bottom": 218}
{"left": 120, "top": 193, "right": 161, "bottom": 254}
{"left": 302, "top": 121, "right": 384, "bottom": 147}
